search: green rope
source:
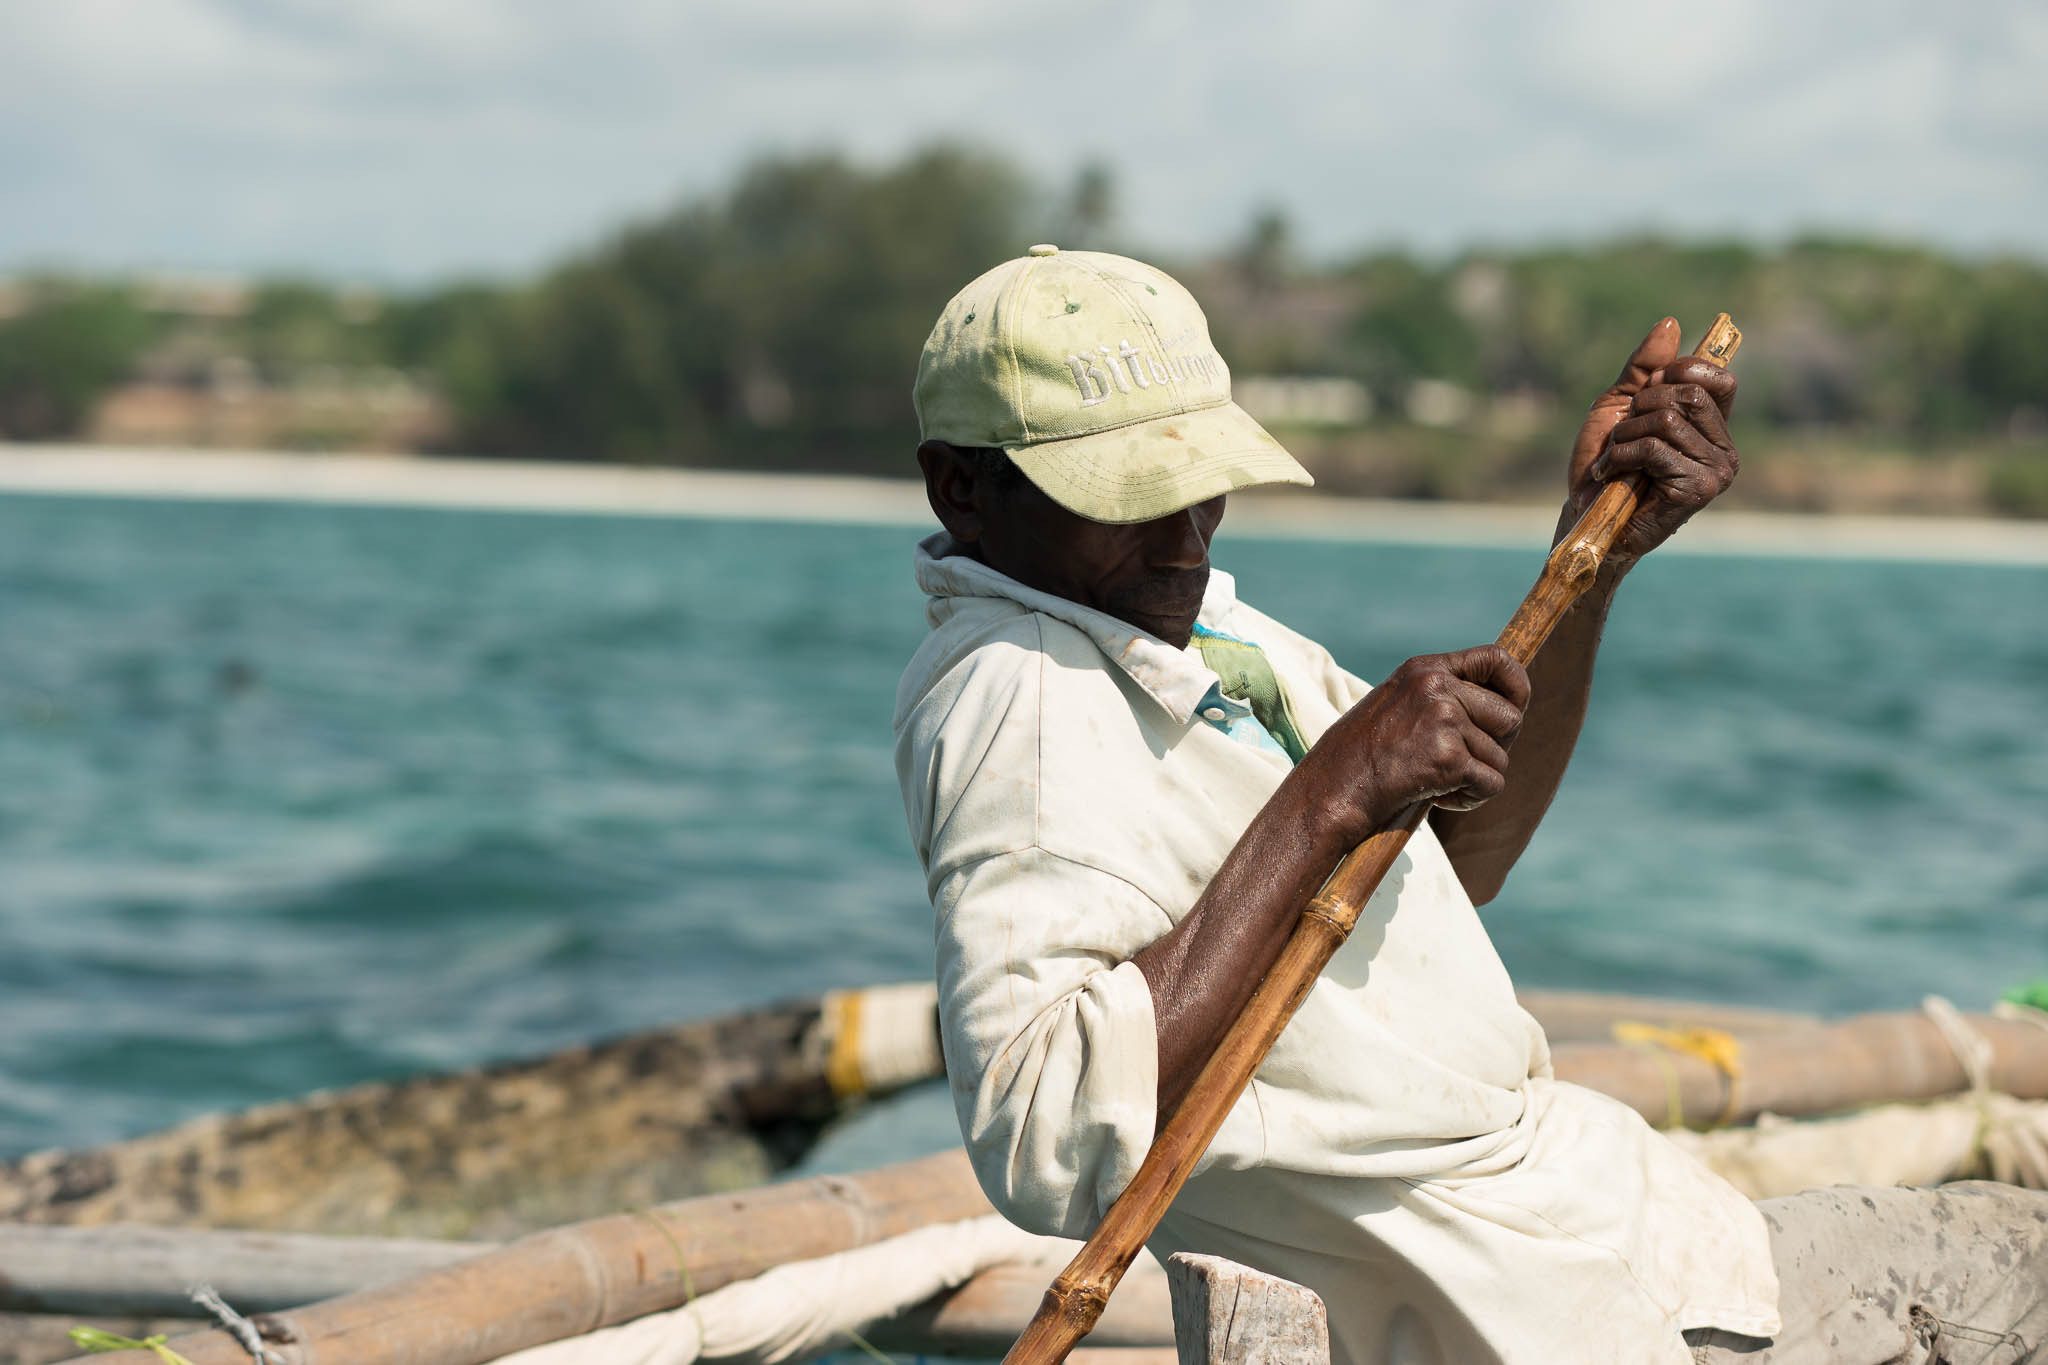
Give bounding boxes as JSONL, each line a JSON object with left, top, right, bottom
{"left": 67, "top": 1328, "right": 199, "bottom": 1365}
{"left": 2002, "top": 979, "right": 2048, "bottom": 1014}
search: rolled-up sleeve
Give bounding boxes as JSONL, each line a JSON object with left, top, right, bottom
{"left": 934, "top": 845, "right": 1168, "bottom": 1238}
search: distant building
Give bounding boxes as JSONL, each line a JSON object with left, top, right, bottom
{"left": 1235, "top": 376, "right": 1374, "bottom": 428}
{"left": 1404, "top": 378, "right": 1475, "bottom": 429}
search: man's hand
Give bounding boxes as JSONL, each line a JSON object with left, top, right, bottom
{"left": 1301, "top": 646, "right": 1531, "bottom": 845}
{"left": 1564, "top": 317, "right": 1740, "bottom": 571}
{"left": 1136, "top": 642, "right": 1527, "bottom": 1118}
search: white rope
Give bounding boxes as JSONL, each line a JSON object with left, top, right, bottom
{"left": 1994, "top": 999, "right": 2048, "bottom": 1034}
{"left": 484, "top": 1214, "right": 1076, "bottom": 1365}
{"left": 822, "top": 983, "right": 944, "bottom": 1095}
{"left": 1921, "top": 995, "right": 1993, "bottom": 1095}
{"left": 187, "top": 1284, "right": 283, "bottom": 1365}
{"left": 1918, "top": 996, "right": 2048, "bottom": 1189}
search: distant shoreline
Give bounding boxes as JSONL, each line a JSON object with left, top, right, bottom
{"left": 3, "top": 443, "right": 2045, "bottom": 567}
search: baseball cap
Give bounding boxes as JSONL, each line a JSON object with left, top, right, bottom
{"left": 913, "top": 245, "right": 1313, "bottom": 524}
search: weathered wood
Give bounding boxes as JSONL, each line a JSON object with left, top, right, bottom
{"left": 0, "top": 1225, "right": 490, "bottom": 1317}
{"left": 1000, "top": 318, "right": 1744, "bottom": 1365}
{"left": 1554, "top": 1009, "right": 2048, "bottom": 1130}
{"left": 1166, "top": 1253, "right": 1330, "bottom": 1365}
{"left": 0, "top": 985, "right": 940, "bottom": 1241}
{"left": 2, "top": 1310, "right": 1187, "bottom": 1365}
{"left": 56, "top": 1148, "right": 990, "bottom": 1365}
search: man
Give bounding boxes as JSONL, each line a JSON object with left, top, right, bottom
{"left": 894, "top": 246, "right": 2046, "bottom": 1364}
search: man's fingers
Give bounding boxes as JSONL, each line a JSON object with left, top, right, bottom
{"left": 1653, "top": 356, "right": 1737, "bottom": 420}
{"left": 1597, "top": 411, "right": 1728, "bottom": 480}
{"left": 1593, "top": 436, "right": 1704, "bottom": 488}
{"left": 1438, "top": 645, "right": 1532, "bottom": 710}
{"left": 1629, "top": 383, "right": 1732, "bottom": 447}
{"left": 1431, "top": 726, "right": 1509, "bottom": 811}
{"left": 1457, "top": 722, "right": 1512, "bottom": 785}
{"left": 1449, "top": 679, "right": 1524, "bottom": 742}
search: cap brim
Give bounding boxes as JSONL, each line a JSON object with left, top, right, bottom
{"left": 1005, "top": 401, "right": 1313, "bottom": 525}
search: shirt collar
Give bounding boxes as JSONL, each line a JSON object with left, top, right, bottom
{"left": 913, "top": 532, "right": 1239, "bottom": 725}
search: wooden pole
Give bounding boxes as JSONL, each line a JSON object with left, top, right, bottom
{"left": 59, "top": 1149, "right": 989, "bottom": 1365}
{"left": 1555, "top": 1009, "right": 2048, "bottom": 1130}
{"left": 0, "top": 1225, "right": 488, "bottom": 1317}
{"left": 1001, "top": 316, "right": 1744, "bottom": 1365}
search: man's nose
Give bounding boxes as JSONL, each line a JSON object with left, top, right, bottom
{"left": 1146, "top": 506, "right": 1211, "bottom": 570}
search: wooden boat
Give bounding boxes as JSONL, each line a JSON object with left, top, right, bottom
{"left": 0, "top": 984, "right": 1814, "bottom": 1242}
{"left": 6, "top": 985, "right": 2046, "bottom": 1365}
{"left": 0, "top": 982, "right": 946, "bottom": 1242}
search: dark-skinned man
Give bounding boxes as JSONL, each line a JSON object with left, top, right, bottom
{"left": 893, "top": 246, "right": 2047, "bottom": 1365}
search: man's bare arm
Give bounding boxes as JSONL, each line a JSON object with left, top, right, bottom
{"left": 1135, "top": 645, "right": 1528, "bottom": 1122}
{"left": 1431, "top": 320, "right": 1742, "bottom": 902}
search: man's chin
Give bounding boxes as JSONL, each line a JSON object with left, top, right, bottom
{"left": 1117, "top": 605, "right": 1202, "bottom": 649}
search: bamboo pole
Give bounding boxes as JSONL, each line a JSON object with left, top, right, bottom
{"left": 1555, "top": 1009, "right": 2048, "bottom": 1130}
{"left": 0, "top": 1225, "right": 488, "bottom": 1317}
{"left": 60, "top": 1148, "right": 990, "bottom": 1365}
{"left": 1001, "top": 316, "right": 1745, "bottom": 1365}
{"left": 1517, "top": 988, "right": 1817, "bottom": 1043}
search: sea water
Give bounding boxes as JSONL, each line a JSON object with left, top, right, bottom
{"left": 0, "top": 493, "right": 2042, "bottom": 1165}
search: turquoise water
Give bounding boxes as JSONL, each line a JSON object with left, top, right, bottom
{"left": 1, "top": 493, "right": 2044, "bottom": 1161}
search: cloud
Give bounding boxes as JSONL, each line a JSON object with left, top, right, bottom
{"left": 0, "top": 0, "right": 2041, "bottom": 282}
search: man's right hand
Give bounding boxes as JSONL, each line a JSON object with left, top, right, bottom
{"left": 1140, "top": 641, "right": 1528, "bottom": 1117}
{"left": 1301, "top": 645, "right": 1531, "bottom": 843}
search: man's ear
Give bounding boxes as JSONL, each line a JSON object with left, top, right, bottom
{"left": 917, "top": 440, "right": 985, "bottom": 544}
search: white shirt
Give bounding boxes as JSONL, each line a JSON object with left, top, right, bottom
{"left": 893, "top": 534, "right": 1780, "bottom": 1365}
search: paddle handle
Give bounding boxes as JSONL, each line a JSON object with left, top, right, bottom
{"left": 1002, "top": 314, "right": 1742, "bottom": 1365}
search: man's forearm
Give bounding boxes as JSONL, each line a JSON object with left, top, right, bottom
{"left": 1430, "top": 554, "right": 1619, "bottom": 904}
{"left": 1135, "top": 638, "right": 1533, "bottom": 1121}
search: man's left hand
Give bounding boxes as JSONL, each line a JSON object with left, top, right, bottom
{"left": 1562, "top": 317, "right": 1739, "bottom": 572}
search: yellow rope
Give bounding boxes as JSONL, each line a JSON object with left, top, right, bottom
{"left": 824, "top": 989, "right": 868, "bottom": 1097}
{"left": 67, "top": 1328, "right": 199, "bottom": 1365}
{"left": 1612, "top": 1022, "right": 1746, "bottom": 1129}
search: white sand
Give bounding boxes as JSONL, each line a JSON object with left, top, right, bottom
{"left": 3, "top": 443, "right": 2044, "bottom": 567}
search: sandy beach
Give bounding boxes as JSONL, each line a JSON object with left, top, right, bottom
{"left": 3, "top": 443, "right": 2045, "bottom": 567}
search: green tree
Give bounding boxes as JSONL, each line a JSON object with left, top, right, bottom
{"left": 444, "top": 145, "right": 1033, "bottom": 469}
{"left": 0, "top": 282, "right": 156, "bottom": 439}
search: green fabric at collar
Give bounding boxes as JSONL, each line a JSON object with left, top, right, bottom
{"left": 1191, "top": 625, "right": 1309, "bottom": 763}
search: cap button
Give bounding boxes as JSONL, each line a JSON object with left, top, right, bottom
{"left": 1027, "top": 243, "right": 1060, "bottom": 257}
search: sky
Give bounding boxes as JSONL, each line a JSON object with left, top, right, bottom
{"left": 4, "top": 0, "right": 2045, "bottom": 285}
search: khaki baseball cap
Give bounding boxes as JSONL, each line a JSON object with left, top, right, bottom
{"left": 914, "top": 245, "right": 1312, "bottom": 524}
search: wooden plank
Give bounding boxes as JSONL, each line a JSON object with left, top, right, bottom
{"left": 1166, "top": 1253, "right": 1329, "bottom": 1365}
{"left": 0, "top": 1225, "right": 489, "bottom": 1316}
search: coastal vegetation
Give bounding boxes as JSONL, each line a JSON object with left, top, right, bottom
{"left": 1, "top": 146, "right": 2043, "bottom": 514}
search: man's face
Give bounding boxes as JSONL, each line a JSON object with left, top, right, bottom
{"left": 919, "top": 442, "right": 1225, "bottom": 650}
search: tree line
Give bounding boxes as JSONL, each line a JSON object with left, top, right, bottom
{"left": 1, "top": 144, "right": 2043, "bottom": 511}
